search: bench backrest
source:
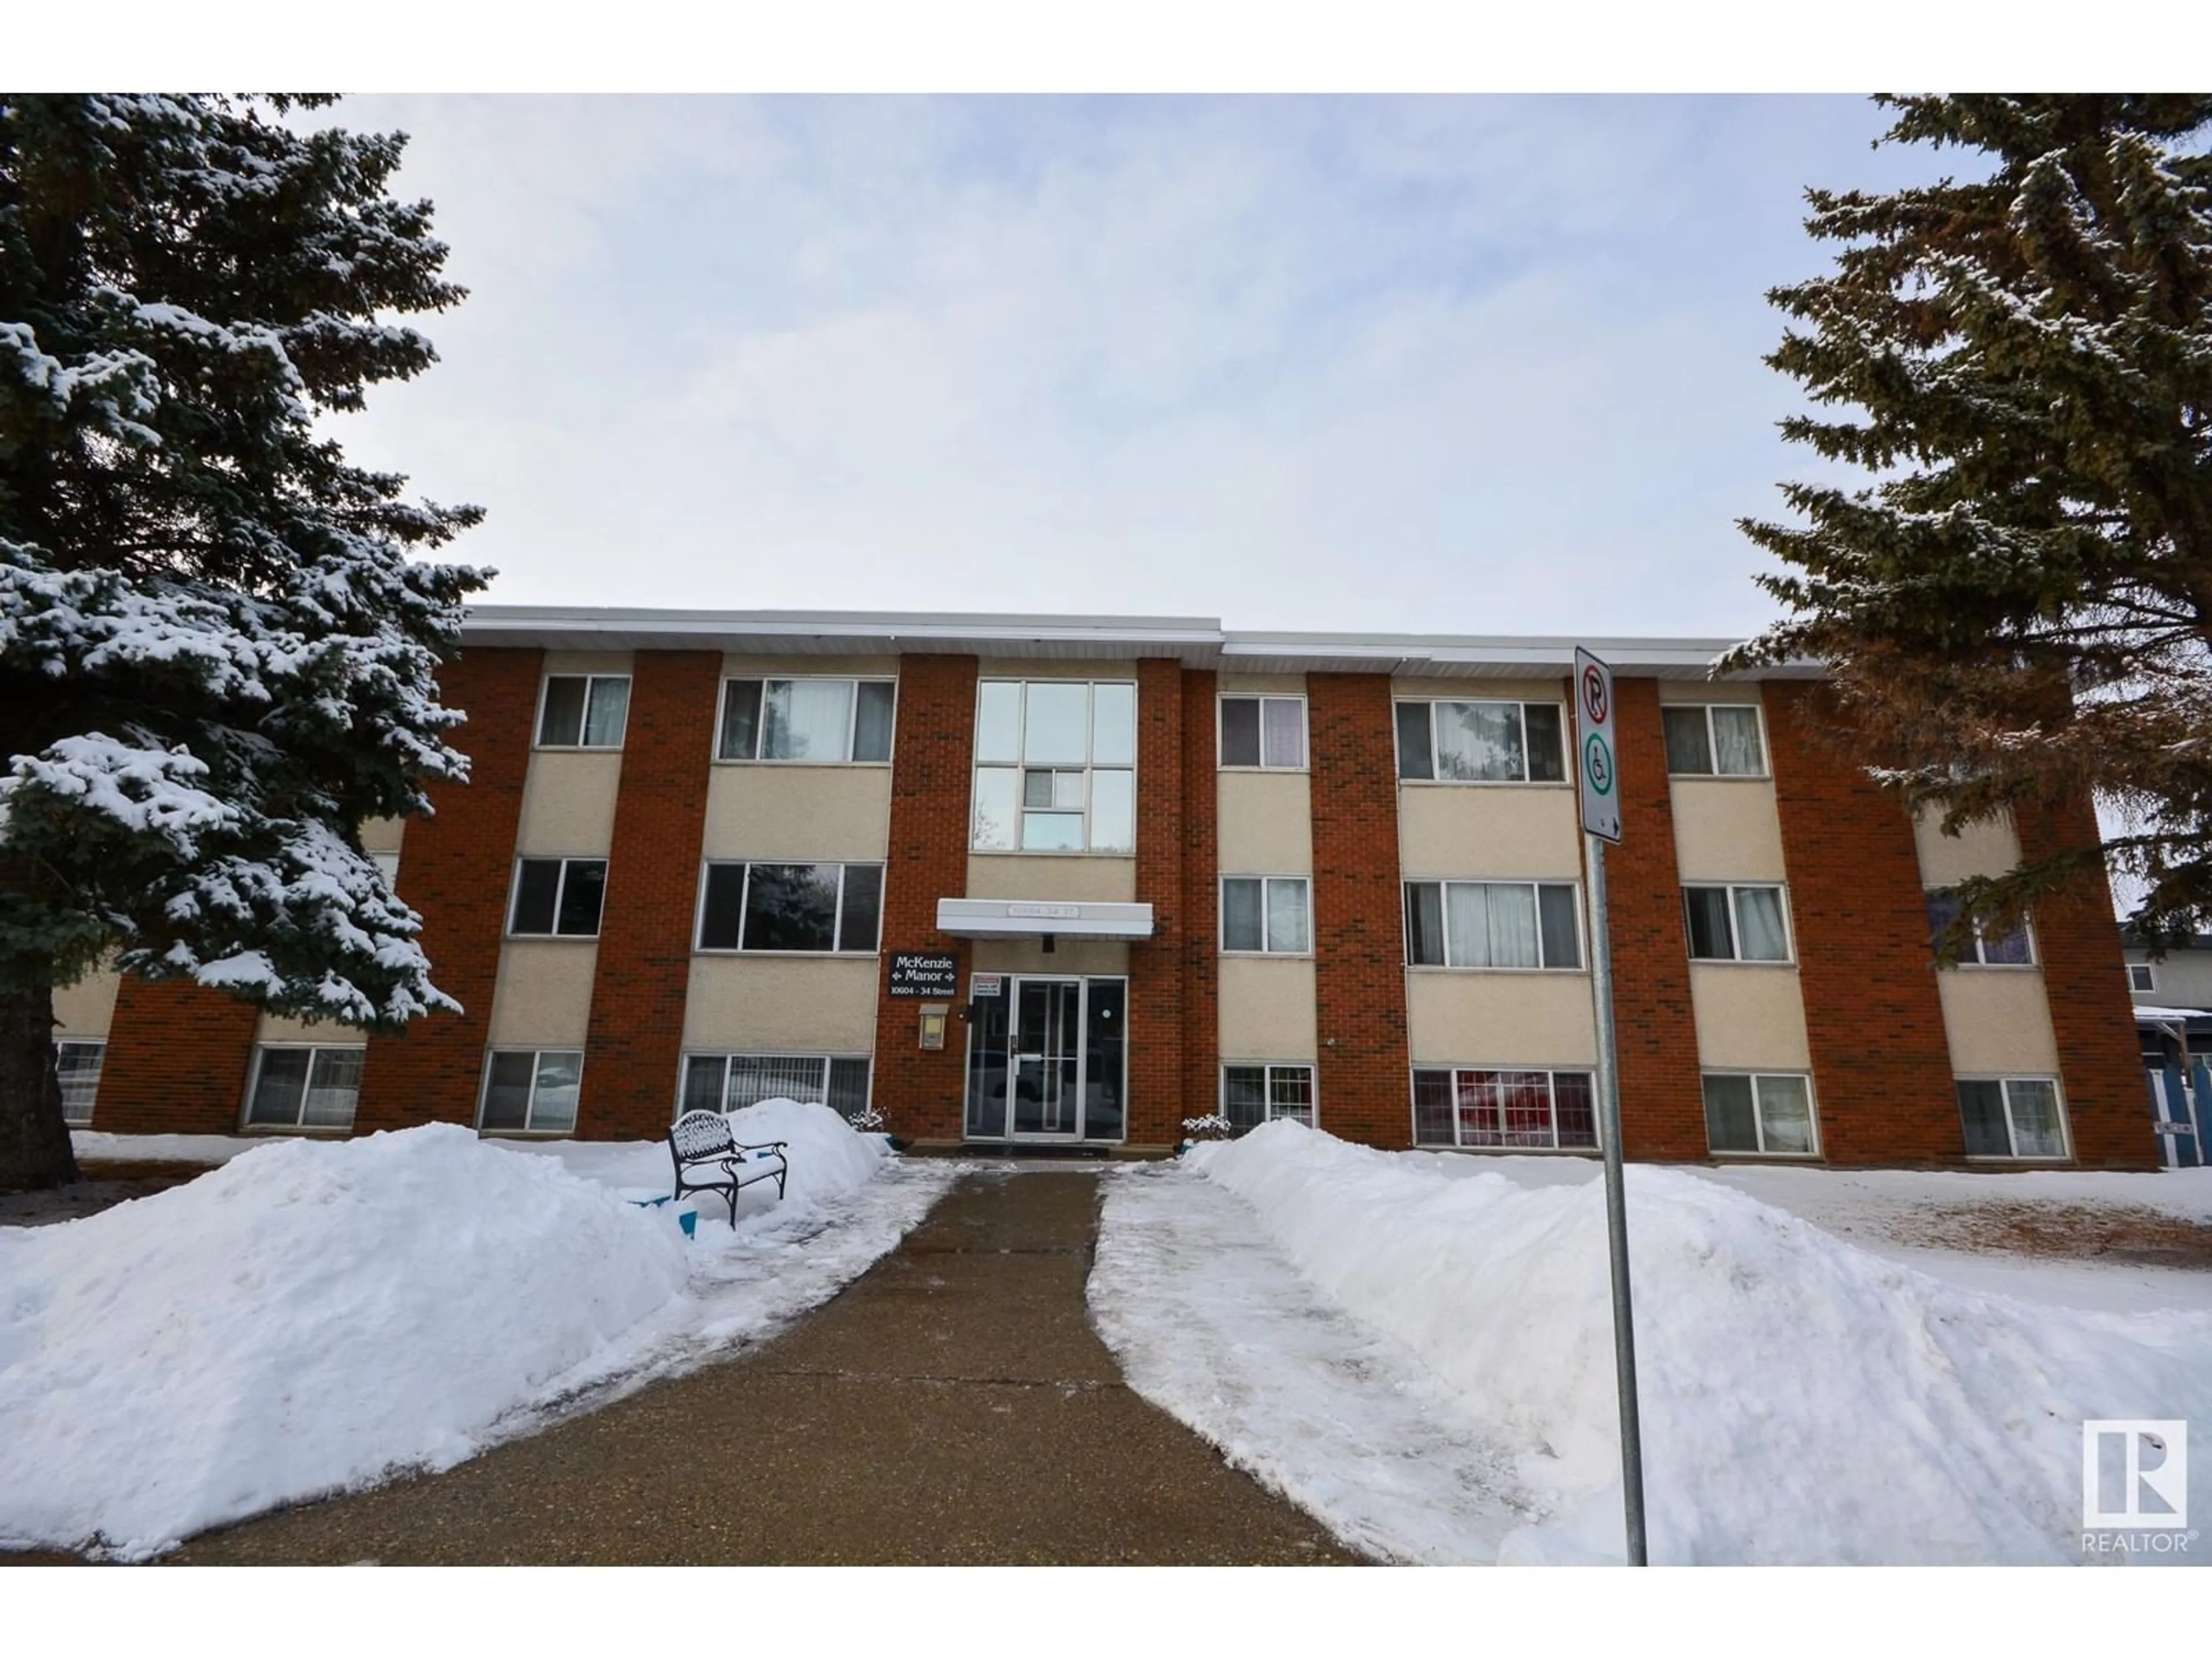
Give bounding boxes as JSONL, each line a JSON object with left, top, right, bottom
{"left": 671, "top": 1109, "right": 736, "bottom": 1164}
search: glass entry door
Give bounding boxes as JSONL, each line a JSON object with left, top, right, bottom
{"left": 964, "top": 975, "right": 1126, "bottom": 1142}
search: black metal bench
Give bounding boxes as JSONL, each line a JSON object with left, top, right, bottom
{"left": 669, "top": 1109, "right": 789, "bottom": 1226}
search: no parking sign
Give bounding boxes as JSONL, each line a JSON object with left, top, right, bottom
{"left": 1574, "top": 646, "right": 1621, "bottom": 844}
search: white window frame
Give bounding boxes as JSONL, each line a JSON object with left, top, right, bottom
{"left": 1700, "top": 1071, "right": 1822, "bottom": 1158}
{"left": 1682, "top": 882, "right": 1794, "bottom": 964}
{"left": 1957, "top": 1075, "right": 2073, "bottom": 1161}
{"left": 1410, "top": 1066, "right": 1600, "bottom": 1152}
{"left": 1217, "top": 694, "right": 1309, "bottom": 771}
{"left": 478, "top": 1048, "right": 585, "bottom": 1137}
{"left": 507, "top": 856, "right": 608, "bottom": 940}
{"left": 1221, "top": 1062, "right": 1317, "bottom": 1131}
{"left": 56, "top": 1038, "right": 105, "bottom": 1127}
{"left": 1402, "top": 878, "right": 1585, "bottom": 971}
{"left": 713, "top": 676, "right": 898, "bottom": 766}
{"left": 679, "top": 1052, "right": 875, "bottom": 1120}
{"left": 242, "top": 1043, "right": 366, "bottom": 1132}
{"left": 693, "top": 860, "right": 885, "bottom": 956}
{"left": 1661, "top": 702, "right": 1769, "bottom": 778}
{"left": 1393, "top": 698, "right": 1569, "bottom": 787}
{"left": 534, "top": 673, "right": 632, "bottom": 751}
{"left": 969, "top": 679, "right": 1139, "bottom": 855}
{"left": 1219, "top": 875, "right": 1313, "bottom": 956}
{"left": 2128, "top": 961, "right": 2157, "bottom": 993}
{"left": 1924, "top": 891, "right": 2037, "bottom": 969}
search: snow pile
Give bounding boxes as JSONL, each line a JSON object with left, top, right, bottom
{"left": 1182, "top": 1123, "right": 2212, "bottom": 1565}
{"left": 0, "top": 1124, "right": 689, "bottom": 1559}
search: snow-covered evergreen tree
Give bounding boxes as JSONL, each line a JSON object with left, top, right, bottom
{"left": 1, "top": 95, "right": 485, "bottom": 1188}
{"left": 1729, "top": 96, "right": 2212, "bottom": 956}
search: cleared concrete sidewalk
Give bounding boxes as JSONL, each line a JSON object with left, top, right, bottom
{"left": 172, "top": 1169, "right": 1365, "bottom": 1565}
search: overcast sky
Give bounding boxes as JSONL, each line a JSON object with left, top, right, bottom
{"left": 333, "top": 96, "right": 1945, "bottom": 637}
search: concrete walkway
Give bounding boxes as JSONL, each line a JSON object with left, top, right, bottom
{"left": 172, "top": 1170, "right": 1365, "bottom": 1565}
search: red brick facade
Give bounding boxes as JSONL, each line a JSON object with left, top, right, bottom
{"left": 578, "top": 651, "right": 722, "bottom": 1138}
{"left": 870, "top": 655, "right": 978, "bottom": 1143}
{"left": 1126, "top": 661, "right": 1189, "bottom": 1146}
{"left": 95, "top": 979, "right": 263, "bottom": 1134}
{"left": 355, "top": 649, "right": 544, "bottom": 1132}
{"left": 1766, "top": 681, "right": 1961, "bottom": 1165}
{"left": 1177, "top": 669, "right": 1221, "bottom": 1142}
{"left": 1601, "top": 679, "right": 1710, "bottom": 1161}
{"left": 2017, "top": 795, "right": 2157, "bottom": 1169}
{"left": 1307, "top": 673, "right": 1411, "bottom": 1147}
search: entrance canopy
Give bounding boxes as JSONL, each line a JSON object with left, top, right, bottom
{"left": 935, "top": 898, "right": 1155, "bottom": 941}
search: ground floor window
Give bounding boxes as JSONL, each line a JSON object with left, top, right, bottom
{"left": 56, "top": 1040, "right": 104, "bottom": 1127}
{"left": 1223, "top": 1063, "right": 1315, "bottom": 1131}
{"left": 245, "top": 1045, "right": 365, "bottom": 1130}
{"left": 1412, "top": 1068, "right": 1597, "bottom": 1150}
{"left": 480, "top": 1050, "right": 584, "bottom": 1134}
{"left": 682, "top": 1052, "right": 873, "bottom": 1123}
{"left": 1957, "top": 1077, "right": 2067, "bottom": 1159}
{"left": 1702, "top": 1072, "right": 1817, "bottom": 1156}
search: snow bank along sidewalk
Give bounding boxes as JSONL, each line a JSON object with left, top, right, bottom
{"left": 1, "top": 1102, "right": 949, "bottom": 1560}
{"left": 1105, "top": 1123, "right": 2212, "bottom": 1565}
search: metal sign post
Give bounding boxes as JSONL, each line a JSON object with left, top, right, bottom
{"left": 1572, "top": 646, "right": 1649, "bottom": 1567}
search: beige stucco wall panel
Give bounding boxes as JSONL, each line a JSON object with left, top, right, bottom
{"left": 359, "top": 816, "right": 406, "bottom": 855}
{"left": 1403, "top": 973, "right": 1597, "bottom": 1067}
{"left": 965, "top": 854, "right": 1138, "bottom": 903}
{"left": 1671, "top": 779, "right": 1789, "bottom": 883}
{"left": 702, "top": 767, "right": 892, "bottom": 862}
{"left": 1657, "top": 681, "right": 1768, "bottom": 707}
{"left": 717, "top": 653, "right": 901, "bottom": 680}
{"left": 1218, "top": 957, "right": 1319, "bottom": 1061}
{"left": 1217, "top": 673, "right": 1309, "bottom": 696}
{"left": 968, "top": 940, "right": 1131, "bottom": 978}
{"left": 1389, "top": 675, "right": 1570, "bottom": 705}
{"left": 1397, "top": 787, "right": 1582, "bottom": 880}
{"left": 484, "top": 941, "right": 599, "bottom": 1048}
{"left": 516, "top": 751, "right": 624, "bottom": 855}
{"left": 1688, "top": 964, "right": 1814, "bottom": 1071}
{"left": 52, "top": 968, "right": 123, "bottom": 1040}
{"left": 976, "top": 658, "right": 1141, "bottom": 683}
{"left": 253, "top": 1011, "right": 370, "bottom": 1046}
{"left": 1937, "top": 970, "right": 2062, "bottom": 1077}
{"left": 1218, "top": 771, "right": 1314, "bottom": 875}
{"left": 683, "top": 957, "right": 880, "bottom": 1052}
{"left": 1914, "top": 806, "right": 2025, "bottom": 889}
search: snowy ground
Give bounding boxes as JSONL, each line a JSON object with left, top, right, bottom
{"left": 1, "top": 1103, "right": 951, "bottom": 1560}
{"left": 1091, "top": 1127, "right": 2212, "bottom": 1566}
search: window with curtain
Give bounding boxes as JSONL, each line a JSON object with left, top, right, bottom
{"left": 1661, "top": 704, "right": 1766, "bottom": 777}
{"left": 1404, "top": 880, "right": 1581, "bottom": 968}
{"left": 1219, "top": 695, "right": 1308, "bottom": 769}
{"left": 1395, "top": 700, "right": 1566, "bottom": 783}
{"left": 1702, "top": 1073, "right": 1817, "bottom": 1156}
{"left": 971, "top": 680, "right": 1137, "bottom": 853}
{"left": 718, "top": 677, "right": 896, "bottom": 763}
{"left": 1683, "top": 884, "right": 1791, "bottom": 962}
{"left": 56, "top": 1040, "right": 104, "bottom": 1127}
{"left": 1221, "top": 877, "right": 1312, "bottom": 953}
{"left": 1924, "top": 891, "right": 2035, "bottom": 966}
{"left": 1412, "top": 1068, "right": 1597, "bottom": 1150}
{"left": 536, "top": 675, "right": 632, "bottom": 749}
{"left": 1957, "top": 1077, "right": 2067, "bottom": 1158}
{"left": 245, "top": 1046, "right": 365, "bottom": 1130}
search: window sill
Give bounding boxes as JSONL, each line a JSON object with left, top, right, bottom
{"left": 1942, "top": 963, "right": 2041, "bottom": 974}
{"left": 1396, "top": 778, "right": 1573, "bottom": 790}
{"left": 1687, "top": 957, "right": 1797, "bottom": 969}
{"left": 1218, "top": 765, "right": 1311, "bottom": 776}
{"left": 1707, "top": 1149, "right": 1824, "bottom": 1162}
{"left": 238, "top": 1123, "right": 356, "bottom": 1138}
{"left": 692, "top": 950, "right": 881, "bottom": 960}
{"left": 505, "top": 933, "right": 601, "bottom": 944}
{"left": 968, "top": 849, "right": 1139, "bottom": 860}
{"left": 478, "top": 1127, "right": 577, "bottom": 1141}
{"left": 1404, "top": 964, "right": 1587, "bottom": 976}
{"left": 1219, "top": 949, "right": 1316, "bottom": 960}
{"left": 1964, "top": 1153, "right": 2073, "bottom": 1165}
{"left": 1666, "top": 772, "right": 1772, "bottom": 783}
{"left": 532, "top": 744, "right": 625, "bottom": 754}
{"left": 1416, "top": 1143, "right": 1601, "bottom": 1157}
{"left": 713, "top": 758, "right": 893, "bottom": 769}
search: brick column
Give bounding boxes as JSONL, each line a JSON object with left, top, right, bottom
{"left": 577, "top": 651, "right": 721, "bottom": 1139}
{"left": 1766, "top": 680, "right": 1959, "bottom": 1164}
{"left": 2016, "top": 796, "right": 2156, "bottom": 1169}
{"left": 357, "top": 648, "right": 543, "bottom": 1132}
{"left": 1605, "top": 679, "right": 1707, "bottom": 1160}
{"left": 1308, "top": 673, "right": 1409, "bottom": 1146}
{"left": 872, "top": 655, "right": 978, "bottom": 1143}
{"left": 1178, "top": 668, "right": 1221, "bottom": 1144}
{"left": 95, "top": 980, "right": 262, "bottom": 1134}
{"left": 1126, "top": 661, "right": 1188, "bottom": 1146}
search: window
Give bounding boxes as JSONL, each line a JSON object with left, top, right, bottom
{"left": 537, "top": 675, "right": 631, "bottom": 749}
{"left": 971, "top": 680, "right": 1137, "bottom": 853}
{"left": 1683, "top": 884, "right": 1791, "bottom": 962}
{"left": 1404, "top": 881, "right": 1582, "bottom": 969}
{"left": 245, "top": 1046, "right": 364, "bottom": 1130}
{"left": 681, "top": 1054, "right": 873, "bottom": 1123}
{"left": 1662, "top": 704, "right": 1767, "bottom": 777}
{"left": 1702, "top": 1073, "right": 1818, "bottom": 1156}
{"left": 56, "top": 1040, "right": 104, "bottom": 1127}
{"left": 1957, "top": 1077, "right": 2068, "bottom": 1159}
{"left": 2128, "top": 962, "right": 2157, "bottom": 993}
{"left": 1395, "top": 699, "right": 1566, "bottom": 784}
{"left": 1923, "top": 892, "right": 2034, "bottom": 967}
{"left": 509, "top": 858, "right": 607, "bottom": 938}
{"left": 480, "top": 1050, "right": 582, "bottom": 1134}
{"left": 1412, "top": 1069, "right": 1597, "bottom": 1150}
{"left": 696, "top": 862, "right": 883, "bottom": 953}
{"left": 718, "top": 677, "right": 895, "bottom": 763}
{"left": 1219, "top": 695, "right": 1306, "bottom": 769}
{"left": 1221, "top": 877, "right": 1312, "bottom": 954}
{"left": 1222, "top": 1064, "right": 1315, "bottom": 1131}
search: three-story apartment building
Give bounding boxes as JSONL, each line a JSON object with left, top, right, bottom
{"left": 50, "top": 609, "right": 2154, "bottom": 1168}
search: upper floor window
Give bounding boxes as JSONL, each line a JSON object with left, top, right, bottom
{"left": 697, "top": 861, "right": 883, "bottom": 955}
{"left": 1221, "top": 877, "right": 1312, "bottom": 955}
{"left": 2128, "top": 962, "right": 2157, "bottom": 993}
{"left": 1395, "top": 699, "right": 1565, "bottom": 785}
{"left": 1405, "top": 880, "right": 1582, "bottom": 970}
{"left": 1684, "top": 883, "right": 1791, "bottom": 963}
{"left": 719, "top": 677, "right": 895, "bottom": 764}
{"left": 1219, "top": 695, "right": 1306, "bottom": 770}
{"left": 56, "top": 1039, "right": 104, "bottom": 1127}
{"left": 510, "top": 858, "right": 607, "bottom": 938}
{"left": 537, "top": 675, "right": 631, "bottom": 749}
{"left": 971, "top": 680, "right": 1136, "bottom": 854}
{"left": 1924, "top": 892, "right": 2034, "bottom": 967}
{"left": 1662, "top": 704, "right": 1766, "bottom": 777}
{"left": 245, "top": 1044, "right": 363, "bottom": 1130}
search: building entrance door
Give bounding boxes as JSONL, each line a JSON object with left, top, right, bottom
{"left": 963, "top": 975, "right": 1127, "bottom": 1143}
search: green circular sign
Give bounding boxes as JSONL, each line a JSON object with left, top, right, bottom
{"left": 1584, "top": 732, "right": 1615, "bottom": 796}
